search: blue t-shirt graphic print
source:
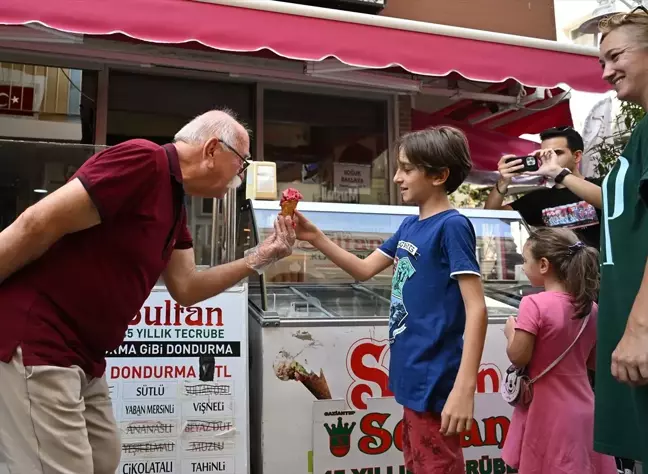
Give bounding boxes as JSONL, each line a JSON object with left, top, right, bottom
{"left": 378, "top": 209, "right": 480, "bottom": 413}
{"left": 389, "top": 254, "right": 416, "bottom": 341}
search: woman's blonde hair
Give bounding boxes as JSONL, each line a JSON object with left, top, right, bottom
{"left": 599, "top": 7, "right": 648, "bottom": 44}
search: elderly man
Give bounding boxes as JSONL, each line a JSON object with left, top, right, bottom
{"left": 0, "top": 109, "right": 294, "bottom": 473}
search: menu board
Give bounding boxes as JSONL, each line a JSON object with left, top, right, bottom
{"left": 106, "top": 286, "right": 249, "bottom": 474}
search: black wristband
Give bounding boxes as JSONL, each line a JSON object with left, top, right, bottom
{"left": 495, "top": 182, "right": 508, "bottom": 195}
{"left": 554, "top": 168, "right": 572, "bottom": 184}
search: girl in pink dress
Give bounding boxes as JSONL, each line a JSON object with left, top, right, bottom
{"left": 501, "top": 227, "right": 617, "bottom": 474}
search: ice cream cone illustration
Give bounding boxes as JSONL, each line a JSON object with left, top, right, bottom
{"left": 297, "top": 369, "right": 332, "bottom": 400}
{"left": 279, "top": 188, "right": 303, "bottom": 217}
{"left": 274, "top": 359, "right": 332, "bottom": 400}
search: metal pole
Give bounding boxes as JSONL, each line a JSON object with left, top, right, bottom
{"left": 255, "top": 83, "right": 264, "bottom": 161}
{"left": 210, "top": 198, "right": 220, "bottom": 266}
{"left": 388, "top": 94, "right": 398, "bottom": 206}
{"left": 94, "top": 65, "right": 109, "bottom": 145}
{"left": 221, "top": 188, "right": 237, "bottom": 264}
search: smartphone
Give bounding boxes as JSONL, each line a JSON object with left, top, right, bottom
{"left": 505, "top": 155, "right": 539, "bottom": 172}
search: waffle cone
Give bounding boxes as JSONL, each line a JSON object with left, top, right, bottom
{"left": 280, "top": 200, "right": 298, "bottom": 217}
{"left": 300, "top": 369, "right": 332, "bottom": 400}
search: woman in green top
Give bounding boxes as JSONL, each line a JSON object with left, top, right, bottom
{"left": 594, "top": 7, "right": 648, "bottom": 466}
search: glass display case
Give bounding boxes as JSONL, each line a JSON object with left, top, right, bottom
{"left": 239, "top": 200, "right": 532, "bottom": 322}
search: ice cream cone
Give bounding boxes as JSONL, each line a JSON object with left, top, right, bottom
{"left": 300, "top": 369, "right": 332, "bottom": 400}
{"left": 280, "top": 200, "right": 298, "bottom": 217}
{"left": 279, "top": 188, "right": 303, "bottom": 217}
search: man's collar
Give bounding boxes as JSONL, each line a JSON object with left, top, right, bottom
{"left": 164, "top": 143, "right": 183, "bottom": 184}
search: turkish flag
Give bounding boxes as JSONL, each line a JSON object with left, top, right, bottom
{"left": 0, "top": 86, "right": 35, "bottom": 116}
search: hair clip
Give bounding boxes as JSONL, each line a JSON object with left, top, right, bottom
{"left": 568, "top": 241, "right": 585, "bottom": 255}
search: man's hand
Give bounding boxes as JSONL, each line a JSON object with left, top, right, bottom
{"left": 244, "top": 215, "right": 295, "bottom": 272}
{"left": 164, "top": 217, "right": 293, "bottom": 306}
{"left": 440, "top": 386, "right": 474, "bottom": 436}
{"left": 528, "top": 149, "right": 563, "bottom": 179}
{"left": 485, "top": 156, "right": 520, "bottom": 209}
{"left": 611, "top": 318, "right": 648, "bottom": 386}
{"left": 497, "top": 155, "right": 525, "bottom": 184}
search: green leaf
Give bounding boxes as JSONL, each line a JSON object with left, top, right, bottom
{"left": 592, "top": 101, "right": 645, "bottom": 177}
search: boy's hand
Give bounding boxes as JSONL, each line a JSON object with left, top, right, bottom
{"left": 293, "top": 210, "right": 322, "bottom": 243}
{"left": 440, "top": 387, "right": 474, "bottom": 436}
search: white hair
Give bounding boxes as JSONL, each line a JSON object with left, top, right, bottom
{"left": 174, "top": 108, "right": 246, "bottom": 147}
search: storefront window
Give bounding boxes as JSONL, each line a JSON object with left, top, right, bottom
{"left": 263, "top": 90, "right": 390, "bottom": 205}
{"left": 0, "top": 68, "right": 256, "bottom": 268}
{"left": 0, "top": 62, "right": 94, "bottom": 229}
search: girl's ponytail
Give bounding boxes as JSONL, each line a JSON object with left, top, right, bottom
{"left": 561, "top": 242, "right": 600, "bottom": 319}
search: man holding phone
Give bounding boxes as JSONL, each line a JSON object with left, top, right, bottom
{"left": 485, "top": 126, "right": 603, "bottom": 248}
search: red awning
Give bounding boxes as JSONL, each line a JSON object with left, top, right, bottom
{"left": 412, "top": 110, "right": 539, "bottom": 172}
{"left": 487, "top": 101, "right": 574, "bottom": 137}
{"left": 426, "top": 83, "right": 575, "bottom": 138}
{"left": 1, "top": 0, "right": 609, "bottom": 93}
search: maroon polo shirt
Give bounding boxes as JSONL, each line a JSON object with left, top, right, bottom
{"left": 0, "top": 139, "right": 193, "bottom": 377}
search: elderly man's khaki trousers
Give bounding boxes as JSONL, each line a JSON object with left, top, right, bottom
{"left": 0, "top": 348, "right": 120, "bottom": 473}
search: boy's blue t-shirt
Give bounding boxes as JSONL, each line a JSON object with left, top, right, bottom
{"left": 378, "top": 209, "right": 480, "bottom": 413}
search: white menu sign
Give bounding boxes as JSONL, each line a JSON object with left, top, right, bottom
{"left": 106, "top": 286, "right": 249, "bottom": 474}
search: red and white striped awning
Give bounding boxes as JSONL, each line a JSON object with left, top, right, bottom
{"left": 1, "top": 0, "right": 609, "bottom": 93}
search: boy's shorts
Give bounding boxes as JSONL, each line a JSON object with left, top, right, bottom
{"left": 402, "top": 407, "right": 464, "bottom": 474}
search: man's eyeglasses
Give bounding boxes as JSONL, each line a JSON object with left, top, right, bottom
{"left": 220, "top": 139, "right": 251, "bottom": 174}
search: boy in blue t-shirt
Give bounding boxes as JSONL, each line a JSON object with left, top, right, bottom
{"left": 294, "top": 126, "right": 488, "bottom": 474}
